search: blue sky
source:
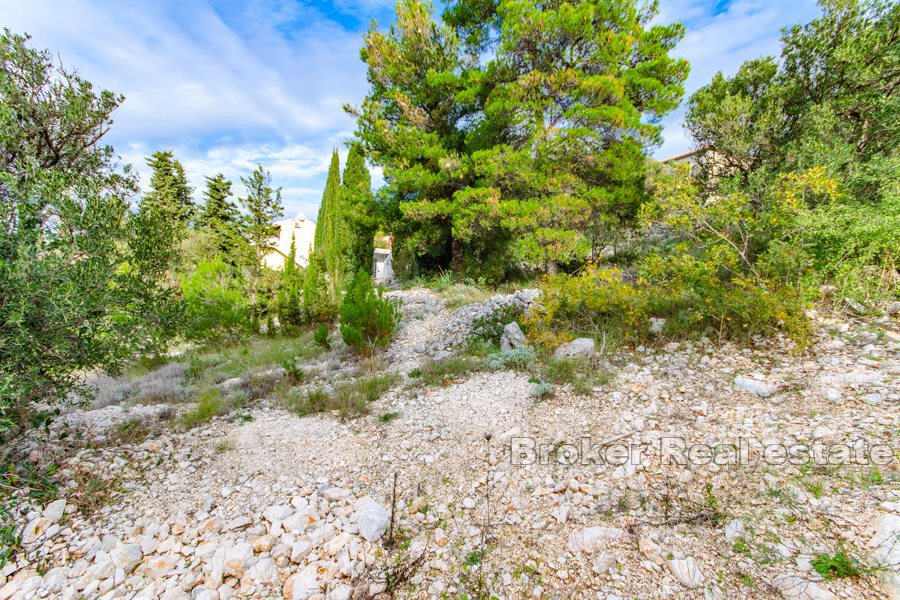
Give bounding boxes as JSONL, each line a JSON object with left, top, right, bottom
{"left": 3, "top": 0, "right": 819, "bottom": 217}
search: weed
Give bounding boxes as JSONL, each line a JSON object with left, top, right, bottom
{"left": 483, "top": 347, "right": 535, "bottom": 371}
{"left": 286, "top": 375, "right": 397, "bottom": 419}
{"left": 281, "top": 360, "right": 305, "bottom": 385}
{"left": 379, "top": 412, "right": 400, "bottom": 423}
{"left": 407, "top": 368, "right": 422, "bottom": 378}
{"left": 539, "top": 355, "right": 614, "bottom": 394}
{"left": 811, "top": 549, "right": 862, "bottom": 580}
{"left": 215, "top": 438, "right": 236, "bottom": 453}
{"left": 359, "top": 356, "right": 388, "bottom": 375}
{"left": 69, "top": 470, "right": 117, "bottom": 517}
{"left": 332, "top": 375, "right": 398, "bottom": 417}
{"left": 109, "top": 418, "right": 150, "bottom": 445}
{"left": 464, "top": 550, "right": 484, "bottom": 566}
{"left": 412, "top": 357, "right": 482, "bottom": 387}
{"left": 180, "top": 389, "right": 225, "bottom": 428}
{"left": 314, "top": 324, "right": 331, "bottom": 350}
{"left": 530, "top": 380, "right": 555, "bottom": 399}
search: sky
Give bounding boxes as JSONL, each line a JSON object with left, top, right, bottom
{"left": 2, "top": 0, "right": 820, "bottom": 218}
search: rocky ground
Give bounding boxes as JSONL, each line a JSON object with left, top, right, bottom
{"left": 2, "top": 290, "right": 898, "bottom": 599}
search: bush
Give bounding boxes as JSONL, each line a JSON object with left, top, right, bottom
{"left": 339, "top": 272, "right": 400, "bottom": 355}
{"left": 181, "top": 259, "right": 250, "bottom": 340}
{"left": 303, "top": 252, "right": 336, "bottom": 324}
{"left": 180, "top": 389, "right": 226, "bottom": 428}
{"left": 483, "top": 347, "right": 535, "bottom": 371}
{"left": 284, "top": 375, "right": 397, "bottom": 418}
{"left": 314, "top": 324, "right": 331, "bottom": 350}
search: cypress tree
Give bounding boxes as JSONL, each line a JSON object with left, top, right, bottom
{"left": 341, "top": 144, "right": 377, "bottom": 277}
{"left": 277, "top": 239, "right": 303, "bottom": 329}
{"left": 306, "top": 150, "right": 343, "bottom": 306}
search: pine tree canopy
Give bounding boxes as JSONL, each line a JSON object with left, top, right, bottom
{"left": 349, "top": 0, "right": 690, "bottom": 277}
{"left": 143, "top": 150, "right": 194, "bottom": 226}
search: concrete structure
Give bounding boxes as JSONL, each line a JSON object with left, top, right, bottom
{"left": 373, "top": 248, "right": 393, "bottom": 285}
{"left": 263, "top": 213, "right": 316, "bottom": 271}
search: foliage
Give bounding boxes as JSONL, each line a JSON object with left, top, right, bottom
{"left": 686, "top": 0, "right": 899, "bottom": 204}
{"left": 276, "top": 240, "right": 304, "bottom": 330}
{"left": 240, "top": 165, "right": 283, "bottom": 279}
{"left": 143, "top": 150, "right": 194, "bottom": 228}
{"left": 303, "top": 252, "right": 336, "bottom": 323}
{"left": 483, "top": 347, "right": 535, "bottom": 371}
{"left": 811, "top": 548, "right": 863, "bottom": 580}
{"left": 179, "top": 389, "right": 226, "bottom": 429}
{"left": 342, "top": 143, "right": 378, "bottom": 277}
{"left": 682, "top": 0, "right": 899, "bottom": 306}
{"left": 409, "top": 356, "right": 482, "bottom": 387}
{"left": 339, "top": 271, "right": 401, "bottom": 355}
{"left": 196, "top": 173, "right": 244, "bottom": 259}
{"left": 540, "top": 356, "right": 613, "bottom": 394}
{"left": 0, "top": 30, "right": 179, "bottom": 425}
{"left": 314, "top": 324, "right": 331, "bottom": 349}
{"left": 350, "top": 0, "right": 689, "bottom": 274}
{"left": 181, "top": 259, "right": 251, "bottom": 340}
{"left": 285, "top": 375, "right": 398, "bottom": 418}
{"left": 530, "top": 380, "right": 555, "bottom": 399}
{"left": 310, "top": 150, "right": 345, "bottom": 303}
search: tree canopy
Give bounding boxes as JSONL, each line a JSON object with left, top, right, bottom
{"left": 349, "top": 0, "right": 689, "bottom": 278}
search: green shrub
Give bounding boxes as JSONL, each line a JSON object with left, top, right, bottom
{"left": 811, "top": 549, "right": 862, "bottom": 580}
{"left": 339, "top": 272, "right": 400, "bottom": 355}
{"left": 285, "top": 375, "right": 398, "bottom": 418}
{"left": 314, "top": 324, "right": 331, "bottom": 350}
{"left": 379, "top": 411, "right": 400, "bottom": 423}
{"left": 483, "top": 347, "right": 535, "bottom": 371}
{"left": 181, "top": 259, "right": 250, "bottom": 340}
{"left": 180, "top": 389, "right": 225, "bottom": 428}
{"left": 411, "top": 357, "right": 481, "bottom": 387}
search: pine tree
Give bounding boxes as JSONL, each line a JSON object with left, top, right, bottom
{"left": 351, "top": 0, "right": 689, "bottom": 276}
{"left": 197, "top": 173, "right": 241, "bottom": 257}
{"left": 239, "top": 165, "right": 283, "bottom": 272}
{"left": 144, "top": 150, "right": 194, "bottom": 226}
{"left": 276, "top": 239, "right": 304, "bottom": 329}
{"left": 238, "top": 165, "right": 283, "bottom": 320}
{"left": 341, "top": 144, "right": 378, "bottom": 277}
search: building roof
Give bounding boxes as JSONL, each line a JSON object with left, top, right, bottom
{"left": 659, "top": 144, "right": 712, "bottom": 164}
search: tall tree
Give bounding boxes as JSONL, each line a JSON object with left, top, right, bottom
{"left": 239, "top": 165, "right": 283, "bottom": 273}
{"left": 685, "top": 0, "right": 899, "bottom": 203}
{"left": 197, "top": 173, "right": 241, "bottom": 257}
{"left": 143, "top": 150, "right": 194, "bottom": 226}
{"left": 312, "top": 150, "right": 344, "bottom": 299}
{"left": 0, "top": 30, "right": 177, "bottom": 419}
{"left": 341, "top": 144, "right": 378, "bottom": 277}
{"left": 304, "top": 151, "right": 342, "bottom": 320}
{"left": 276, "top": 239, "right": 304, "bottom": 329}
{"left": 350, "top": 0, "right": 688, "bottom": 277}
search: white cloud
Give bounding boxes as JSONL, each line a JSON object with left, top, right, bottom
{"left": 4, "top": 0, "right": 823, "bottom": 200}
